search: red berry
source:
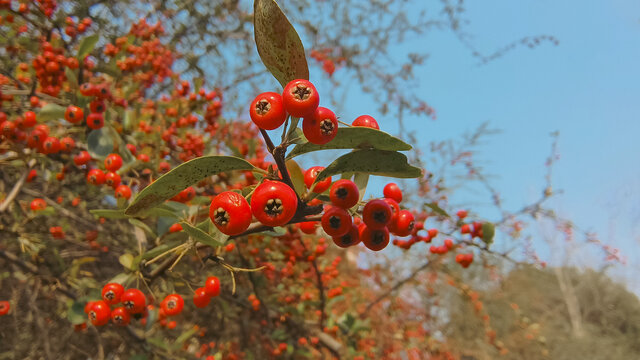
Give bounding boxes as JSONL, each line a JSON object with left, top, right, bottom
{"left": 41, "top": 136, "right": 60, "bottom": 154}
{"left": 88, "top": 300, "right": 111, "bottom": 326}
{"left": 161, "top": 294, "right": 185, "bottom": 316}
{"left": 110, "top": 306, "right": 131, "bottom": 326}
{"left": 104, "top": 153, "right": 123, "bottom": 172}
{"left": 193, "top": 287, "right": 211, "bottom": 308}
{"left": 169, "top": 223, "right": 183, "bottom": 233}
{"left": 0, "top": 301, "right": 10, "bottom": 316}
{"left": 282, "top": 79, "right": 320, "bottom": 117}
{"left": 209, "top": 191, "right": 252, "bottom": 236}
{"left": 329, "top": 180, "right": 359, "bottom": 209}
{"left": 79, "top": 83, "right": 95, "bottom": 96}
{"left": 250, "top": 180, "right": 298, "bottom": 227}
{"left": 383, "top": 182, "right": 402, "bottom": 203}
{"left": 321, "top": 206, "right": 352, "bottom": 237}
{"left": 121, "top": 288, "right": 146, "bottom": 314}
{"left": 87, "top": 169, "right": 105, "bottom": 185}
{"left": 74, "top": 151, "right": 92, "bottom": 166}
{"left": 22, "top": 111, "right": 36, "bottom": 128}
{"left": 105, "top": 171, "right": 121, "bottom": 188}
{"left": 332, "top": 224, "right": 360, "bottom": 248}
{"left": 249, "top": 92, "right": 287, "bottom": 130}
{"left": 115, "top": 184, "right": 132, "bottom": 200}
{"left": 102, "top": 283, "right": 125, "bottom": 305}
{"left": 460, "top": 224, "right": 471, "bottom": 234}
{"left": 393, "top": 210, "right": 415, "bottom": 237}
{"left": 126, "top": 143, "right": 137, "bottom": 155}
{"left": 89, "top": 99, "right": 105, "bottom": 113}
{"left": 304, "top": 166, "right": 331, "bottom": 193}
{"left": 456, "top": 210, "right": 468, "bottom": 219}
{"left": 362, "top": 199, "right": 392, "bottom": 230}
{"left": 299, "top": 221, "right": 317, "bottom": 234}
{"left": 361, "top": 225, "right": 390, "bottom": 251}
{"left": 352, "top": 115, "right": 379, "bottom": 130}
{"left": 86, "top": 112, "right": 104, "bottom": 129}
{"left": 204, "top": 276, "right": 221, "bottom": 298}
{"left": 302, "top": 107, "right": 338, "bottom": 145}
{"left": 137, "top": 153, "right": 150, "bottom": 162}
{"left": 60, "top": 137, "right": 75, "bottom": 152}
{"left": 30, "top": 198, "right": 47, "bottom": 211}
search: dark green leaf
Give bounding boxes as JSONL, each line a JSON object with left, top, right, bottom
{"left": 142, "top": 240, "right": 183, "bottom": 260}
{"left": 180, "top": 221, "right": 226, "bottom": 247}
{"left": 425, "top": 203, "right": 449, "bottom": 217}
{"left": 286, "top": 127, "right": 412, "bottom": 159}
{"left": 67, "top": 301, "right": 87, "bottom": 325}
{"left": 254, "top": 0, "right": 309, "bottom": 87}
{"left": 37, "top": 103, "right": 66, "bottom": 122}
{"left": 77, "top": 34, "right": 99, "bottom": 59}
{"left": 172, "top": 326, "right": 199, "bottom": 350}
{"left": 125, "top": 156, "right": 254, "bottom": 216}
{"left": 315, "top": 150, "right": 421, "bottom": 183}
{"left": 482, "top": 222, "right": 495, "bottom": 246}
{"left": 90, "top": 209, "right": 127, "bottom": 219}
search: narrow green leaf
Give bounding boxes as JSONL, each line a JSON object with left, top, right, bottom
{"left": 286, "top": 127, "right": 412, "bottom": 159}
{"left": 125, "top": 156, "right": 254, "bottom": 216}
{"left": 285, "top": 159, "right": 306, "bottom": 196}
{"left": 425, "top": 203, "right": 449, "bottom": 217}
{"left": 67, "top": 301, "right": 87, "bottom": 325}
{"left": 353, "top": 172, "right": 369, "bottom": 203}
{"left": 254, "top": 0, "right": 309, "bottom": 87}
{"left": 180, "top": 221, "right": 226, "bottom": 247}
{"left": 315, "top": 150, "right": 421, "bottom": 183}
{"left": 482, "top": 222, "right": 495, "bottom": 246}
{"left": 142, "top": 240, "right": 183, "bottom": 260}
{"left": 128, "top": 218, "right": 156, "bottom": 238}
{"left": 65, "top": 67, "right": 78, "bottom": 90}
{"left": 37, "top": 103, "right": 66, "bottom": 122}
{"left": 173, "top": 327, "right": 199, "bottom": 350}
{"left": 77, "top": 34, "right": 99, "bottom": 59}
{"left": 108, "top": 272, "right": 133, "bottom": 285}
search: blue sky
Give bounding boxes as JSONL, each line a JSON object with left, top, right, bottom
{"left": 304, "top": 1, "right": 640, "bottom": 287}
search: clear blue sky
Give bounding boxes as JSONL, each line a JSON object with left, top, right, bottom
{"left": 305, "top": 1, "right": 640, "bottom": 288}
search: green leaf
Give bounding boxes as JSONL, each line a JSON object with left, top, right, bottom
{"left": 128, "top": 218, "right": 157, "bottom": 238}
{"left": 37, "top": 103, "right": 66, "bottom": 122}
{"left": 65, "top": 67, "right": 78, "bottom": 90}
{"left": 259, "top": 227, "right": 287, "bottom": 237}
{"left": 119, "top": 253, "right": 135, "bottom": 270}
{"left": 482, "top": 222, "right": 495, "bottom": 246}
{"left": 254, "top": 0, "right": 309, "bottom": 87}
{"left": 286, "top": 127, "right": 412, "bottom": 159}
{"left": 172, "top": 326, "right": 199, "bottom": 350}
{"left": 315, "top": 150, "right": 421, "bottom": 183}
{"left": 90, "top": 209, "right": 127, "bottom": 219}
{"left": 425, "top": 203, "right": 449, "bottom": 217}
{"left": 180, "top": 221, "right": 226, "bottom": 247}
{"left": 67, "top": 301, "right": 87, "bottom": 325}
{"left": 285, "top": 159, "right": 306, "bottom": 196}
{"left": 353, "top": 172, "right": 369, "bottom": 203}
{"left": 142, "top": 240, "right": 183, "bottom": 260}
{"left": 125, "top": 156, "right": 254, "bottom": 216}
{"left": 108, "top": 272, "right": 133, "bottom": 285}
{"left": 87, "top": 128, "right": 115, "bottom": 160}
{"left": 77, "top": 34, "right": 99, "bottom": 59}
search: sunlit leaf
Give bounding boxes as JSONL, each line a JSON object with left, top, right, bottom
{"left": 77, "top": 34, "right": 99, "bottom": 59}
{"left": 125, "top": 156, "right": 254, "bottom": 216}
{"left": 254, "top": 0, "right": 309, "bottom": 87}
{"left": 315, "top": 150, "right": 421, "bottom": 183}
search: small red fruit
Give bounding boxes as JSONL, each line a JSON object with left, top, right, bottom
{"left": 105, "top": 171, "right": 121, "bottom": 188}
{"left": 352, "top": 115, "right": 380, "bottom": 130}
{"left": 393, "top": 210, "right": 415, "bottom": 237}
{"left": 204, "top": 276, "right": 221, "bottom": 297}
{"left": 329, "top": 179, "right": 359, "bottom": 209}
{"left": 282, "top": 79, "right": 320, "bottom": 117}
{"left": 104, "top": 153, "right": 123, "bottom": 172}
{"left": 304, "top": 166, "right": 331, "bottom": 193}
{"left": 0, "top": 301, "right": 10, "bottom": 316}
{"left": 30, "top": 198, "right": 47, "bottom": 211}
{"left": 102, "top": 283, "right": 125, "bottom": 305}
{"left": 22, "top": 111, "right": 36, "bottom": 128}
{"left": 161, "top": 294, "right": 185, "bottom": 316}
{"left": 65, "top": 105, "right": 84, "bottom": 124}
{"left": 249, "top": 92, "right": 287, "bottom": 130}
{"left": 86, "top": 112, "right": 104, "bottom": 129}
{"left": 383, "top": 182, "right": 402, "bottom": 203}
{"left": 250, "top": 180, "right": 298, "bottom": 227}
{"left": 73, "top": 151, "right": 92, "bottom": 166}
{"left": 361, "top": 225, "right": 390, "bottom": 251}
{"left": 321, "top": 206, "right": 352, "bottom": 237}
{"left": 193, "top": 287, "right": 211, "bottom": 308}
{"left": 121, "top": 288, "right": 146, "bottom": 314}
{"left": 362, "top": 199, "right": 392, "bottom": 230}
{"left": 209, "top": 191, "right": 252, "bottom": 236}
{"left": 115, "top": 184, "right": 132, "bottom": 200}
{"left": 332, "top": 224, "right": 360, "bottom": 248}
{"left": 87, "top": 169, "right": 105, "bottom": 185}
{"left": 302, "top": 107, "right": 338, "bottom": 145}
{"left": 88, "top": 300, "right": 111, "bottom": 326}
{"left": 110, "top": 307, "right": 131, "bottom": 326}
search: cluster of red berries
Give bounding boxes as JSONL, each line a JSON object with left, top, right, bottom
{"left": 63, "top": 16, "right": 92, "bottom": 38}
{"left": 85, "top": 276, "right": 221, "bottom": 328}
{"left": 80, "top": 153, "right": 133, "bottom": 200}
